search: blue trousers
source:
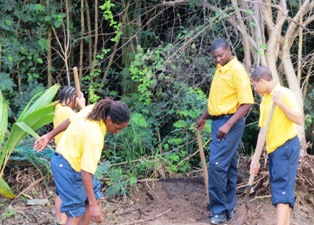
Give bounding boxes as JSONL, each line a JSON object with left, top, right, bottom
{"left": 269, "top": 136, "right": 300, "bottom": 208}
{"left": 208, "top": 117, "right": 245, "bottom": 215}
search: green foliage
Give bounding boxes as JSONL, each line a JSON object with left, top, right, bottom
{"left": 0, "top": 91, "right": 8, "bottom": 145}
{"left": 95, "top": 161, "right": 137, "bottom": 197}
{"left": 1, "top": 207, "right": 16, "bottom": 220}
{"left": 304, "top": 85, "right": 314, "bottom": 154}
{"left": 163, "top": 150, "right": 190, "bottom": 174}
{"left": 81, "top": 0, "right": 123, "bottom": 101}
{"left": 0, "top": 85, "right": 59, "bottom": 198}
{"left": 100, "top": 0, "right": 122, "bottom": 43}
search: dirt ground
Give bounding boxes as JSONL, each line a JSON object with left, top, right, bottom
{"left": 0, "top": 173, "right": 313, "bottom": 225}
{"left": 0, "top": 156, "right": 314, "bottom": 225}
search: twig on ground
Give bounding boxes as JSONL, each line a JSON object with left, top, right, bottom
{"left": 250, "top": 195, "right": 271, "bottom": 202}
{"left": 119, "top": 208, "right": 172, "bottom": 225}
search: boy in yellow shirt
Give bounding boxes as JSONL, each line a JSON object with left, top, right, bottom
{"left": 250, "top": 66, "right": 303, "bottom": 225}
{"left": 35, "top": 98, "right": 130, "bottom": 225}
{"left": 195, "top": 38, "right": 254, "bottom": 224}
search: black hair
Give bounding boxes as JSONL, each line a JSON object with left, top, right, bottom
{"left": 87, "top": 97, "right": 130, "bottom": 124}
{"left": 211, "top": 38, "right": 230, "bottom": 51}
{"left": 58, "top": 86, "right": 77, "bottom": 106}
{"left": 251, "top": 66, "right": 273, "bottom": 82}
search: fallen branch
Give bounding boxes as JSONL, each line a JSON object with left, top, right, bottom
{"left": 119, "top": 208, "right": 172, "bottom": 225}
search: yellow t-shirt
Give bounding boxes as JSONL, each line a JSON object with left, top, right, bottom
{"left": 53, "top": 103, "right": 76, "bottom": 145}
{"left": 259, "top": 84, "right": 300, "bottom": 154}
{"left": 208, "top": 57, "right": 254, "bottom": 116}
{"left": 56, "top": 105, "right": 107, "bottom": 174}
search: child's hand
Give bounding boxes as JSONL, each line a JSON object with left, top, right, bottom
{"left": 272, "top": 89, "right": 284, "bottom": 106}
{"left": 34, "top": 134, "right": 50, "bottom": 152}
{"left": 250, "top": 161, "right": 260, "bottom": 176}
{"left": 89, "top": 204, "right": 103, "bottom": 223}
{"left": 76, "top": 93, "right": 86, "bottom": 109}
{"left": 194, "top": 119, "right": 206, "bottom": 131}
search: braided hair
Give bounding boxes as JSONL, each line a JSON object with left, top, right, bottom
{"left": 87, "top": 97, "right": 130, "bottom": 124}
{"left": 58, "top": 86, "right": 77, "bottom": 106}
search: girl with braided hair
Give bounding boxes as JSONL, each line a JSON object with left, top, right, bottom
{"left": 35, "top": 98, "right": 130, "bottom": 225}
{"left": 53, "top": 86, "right": 86, "bottom": 225}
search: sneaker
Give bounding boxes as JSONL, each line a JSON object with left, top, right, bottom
{"left": 226, "top": 209, "right": 236, "bottom": 220}
{"left": 209, "top": 212, "right": 227, "bottom": 224}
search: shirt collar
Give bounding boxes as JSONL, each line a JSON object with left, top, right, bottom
{"left": 216, "top": 56, "right": 237, "bottom": 73}
{"left": 100, "top": 120, "right": 107, "bottom": 135}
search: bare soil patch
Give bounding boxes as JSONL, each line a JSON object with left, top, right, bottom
{"left": 1, "top": 155, "right": 313, "bottom": 225}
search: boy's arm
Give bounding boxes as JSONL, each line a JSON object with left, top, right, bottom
{"left": 272, "top": 90, "right": 303, "bottom": 125}
{"left": 34, "top": 118, "right": 71, "bottom": 152}
{"left": 81, "top": 170, "right": 103, "bottom": 222}
{"left": 250, "top": 127, "right": 266, "bottom": 175}
{"left": 217, "top": 103, "right": 253, "bottom": 140}
{"left": 194, "top": 110, "right": 210, "bottom": 130}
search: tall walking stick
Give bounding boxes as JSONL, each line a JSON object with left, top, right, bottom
{"left": 196, "top": 130, "right": 209, "bottom": 199}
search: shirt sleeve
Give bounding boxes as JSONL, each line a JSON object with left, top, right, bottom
{"left": 233, "top": 67, "right": 254, "bottom": 105}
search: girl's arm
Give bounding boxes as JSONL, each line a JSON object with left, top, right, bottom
{"left": 81, "top": 170, "right": 103, "bottom": 222}
{"left": 34, "top": 118, "right": 71, "bottom": 152}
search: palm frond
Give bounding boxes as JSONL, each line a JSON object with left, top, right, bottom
{"left": 0, "top": 91, "right": 8, "bottom": 145}
{"left": 0, "top": 84, "right": 59, "bottom": 178}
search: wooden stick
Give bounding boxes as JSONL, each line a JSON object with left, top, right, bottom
{"left": 245, "top": 102, "right": 276, "bottom": 199}
{"left": 73, "top": 67, "right": 82, "bottom": 98}
{"left": 196, "top": 130, "right": 209, "bottom": 199}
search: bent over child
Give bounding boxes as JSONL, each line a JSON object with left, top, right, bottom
{"left": 53, "top": 86, "right": 85, "bottom": 225}
{"left": 250, "top": 66, "right": 303, "bottom": 225}
{"left": 35, "top": 98, "right": 130, "bottom": 225}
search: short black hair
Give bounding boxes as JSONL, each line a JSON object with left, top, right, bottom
{"left": 251, "top": 66, "right": 273, "bottom": 82}
{"left": 211, "top": 38, "right": 230, "bottom": 51}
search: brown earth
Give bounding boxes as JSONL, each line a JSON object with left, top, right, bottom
{"left": 0, "top": 156, "right": 313, "bottom": 225}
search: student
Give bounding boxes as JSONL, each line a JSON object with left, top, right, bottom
{"left": 35, "top": 98, "right": 130, "bottom": 225}
{"left": 195, "top": 38, "right": 254, "bottom": 224}
{"left": 250, "top": 66, "right": 303, "bottom": 225}
{"left": 53, "top": 86, "right": 85, "bottom": 225}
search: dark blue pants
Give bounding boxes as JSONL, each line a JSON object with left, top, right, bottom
{"left": 208, "top": 117, "right": 245, "bottom": 215}
{"left": 268, "top": 136, "right": 300, "bottom": 208}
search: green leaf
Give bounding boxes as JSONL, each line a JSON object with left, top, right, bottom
{"left": 34, "top": 4, "right": 45, "bottom": 12}
{"left": 0, "top": 91, "right": 8, "bottom": 144}
{"left": 18, "top": 84, "right": 59, "bottom": 121}
{"left": 38, "top": 38, "right": 48, "bottom": 51}
{"left": 0, "top": 178, "right": 15, "bottom": 199}
{"left": 173, "top": 120, "right": 187, "bottom": 128}
{"left": 0, "top": 85, "right": 59, "bottom": 186}
{"left": 131, "top": 113, "right": 148, "bottom": 128}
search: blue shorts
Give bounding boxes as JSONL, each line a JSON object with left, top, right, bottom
{"left": 268, "top": 136, "right": 300, "bottom": 208}
{"left": 50, "top": 153, "right": 103, "bottom": 217}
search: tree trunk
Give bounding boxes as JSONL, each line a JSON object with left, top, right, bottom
{"left": 79, "top": 0, "right": 85, "bottom": 80}
{"left": 85, "top": 0, "right": 92, "bottom": 73}
{"left": 47, "top": 26, "right": 52, "bottom": 87}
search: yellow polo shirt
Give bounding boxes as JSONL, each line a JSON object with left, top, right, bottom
{"left": 208, "top": 57, "right": 254, "bottom": 116}
{"left": 53, "top": 103, "right": 76, "bottom": 145}
{"left": 259, "top": 84, "right": 300, "bottom": 154}
{"left": 56, "top": 105, "right": 107, "bottom": 174}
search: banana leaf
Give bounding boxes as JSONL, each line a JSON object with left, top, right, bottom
{"left": 0, "top": 178, "right": 15, "bottom": 199}
{"left": 0, "top": 91, "right": 8, "bottom": 144}
{"left": 0, "top": 84, "right": 59, "bottom": 198}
